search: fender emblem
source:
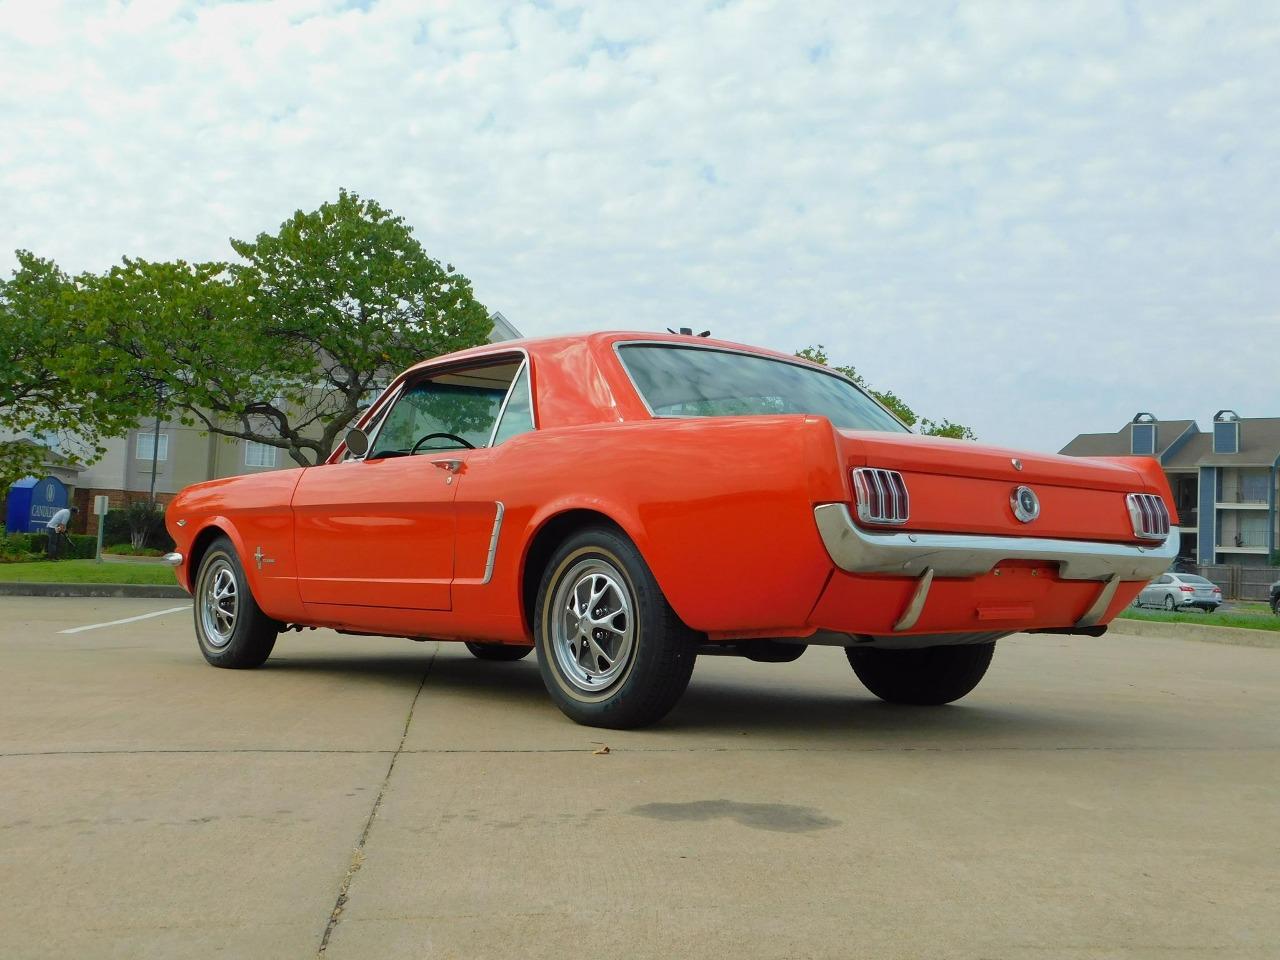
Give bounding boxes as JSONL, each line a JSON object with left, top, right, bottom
{"left": 253, "top": 546, "right": 276, "bottom": 570}
{"left": 1011, "top": 458, "right": 1023, "bottom": 471}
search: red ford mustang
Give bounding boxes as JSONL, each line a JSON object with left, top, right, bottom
{"left": 164, "top": 332, "right": 1178, "bottom": 728}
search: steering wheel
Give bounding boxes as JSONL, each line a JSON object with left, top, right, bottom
{"left": 410, "top": 432, "right": 476, "bottom": 454}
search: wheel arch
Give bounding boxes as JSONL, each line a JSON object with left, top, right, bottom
{"left": 184, "top": 519, "right": 248, "bottom": 592}
{"left": 518, "top": 507, "right": 640, "bottom": 635}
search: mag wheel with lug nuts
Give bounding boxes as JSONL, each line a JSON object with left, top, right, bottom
{"left": 534, "top": 526, "right": 697, "bottom": 729}
{"left": 193, "top": 536, "right": 278, "bottom": 669}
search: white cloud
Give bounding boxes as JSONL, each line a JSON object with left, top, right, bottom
{"left": 2, "top": 0, "right": 1277, "bottom": 450}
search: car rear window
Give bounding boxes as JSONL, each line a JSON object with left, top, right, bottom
{"left": 1180, "top": 576, "right": 1213, "bottom": 586}
{"left": 617, "top": 345, "right": 908, "bottom": 432}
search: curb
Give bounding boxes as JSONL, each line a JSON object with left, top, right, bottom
{"left": 1110, "top": 616, "right": 1280, "bottom": 649}
{"left": 0, "top": 582, "right": 190, "bottom": 599}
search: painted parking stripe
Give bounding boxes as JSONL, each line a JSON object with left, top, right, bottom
{"left": 59, "top": 605, "right": 192, "bottom": 635}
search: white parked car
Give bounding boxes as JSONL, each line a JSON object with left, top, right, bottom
{"left": 1134, "top": 573, "right": 1222, "bottom": 612}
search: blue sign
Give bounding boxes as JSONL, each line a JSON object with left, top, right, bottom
{"left": 4, "top": 476, "right": 69, "bottom": 533}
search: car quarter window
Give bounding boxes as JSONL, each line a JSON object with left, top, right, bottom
{"left": 1156, "top": 575, "right": 1173, "bottom": 584}
{"left": 368, "top": 358, "right": 524, "bottom": 456}
{"left": 617, "top": 344, "right": 908, "bottom": 432}
{"left": 490, "top": 361, "right": 535, "bottom": 446}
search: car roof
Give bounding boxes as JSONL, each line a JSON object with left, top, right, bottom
{"left": 399, "top": 331, "right": 820, "bottom": 378}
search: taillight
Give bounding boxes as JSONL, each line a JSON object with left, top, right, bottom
{"left": 1126, "top": 493, "right": 1171, "bottom": 540}
{"left": 852, "top": 468, "right": 909, "bottom": 525}
{"left": 1179, "top": 585, "right": 1194, "bottom": 593}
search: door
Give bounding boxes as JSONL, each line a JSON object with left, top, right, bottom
{"left": 292, "top": 454, "right": 460, "bottom": 609}
{"left": 291, "top": 356, "right": 525, "bottom": 611}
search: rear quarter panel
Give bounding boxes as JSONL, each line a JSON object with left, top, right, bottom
{"left": 464, "top": 415, "right": 848, "bottom": 637}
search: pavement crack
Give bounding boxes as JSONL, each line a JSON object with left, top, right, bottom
{"left": 317, "top": 644, "right": 435, "bottom": 957}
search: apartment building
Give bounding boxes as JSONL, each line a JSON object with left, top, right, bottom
{"left": 1061, "top": 411, "right": 1280, "bottom": 566}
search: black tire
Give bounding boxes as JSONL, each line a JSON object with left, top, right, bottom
{"left": 1132, "top": 596, "right": 1142, "bottom": 608}
{"left": 533, "top": 525, "right": 697, "bottom": 729}
{"left": 845, "top": 642, "right": 995, "bottom": 706}
{"left": 192, "top": 536, "right": 278, "bottom": 669}
{"left": 465, "top": 641, "right": 533, "bottom": 662}
{"left": 1163, "top": 595, "right": 1176, "bottom": 611}
{"left": 1272, "top": 595, "right": 1279, "bottom": 616}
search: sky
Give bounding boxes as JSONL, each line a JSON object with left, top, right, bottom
{"left": 2, "top": 0, "right": 1277, "bottom": 452}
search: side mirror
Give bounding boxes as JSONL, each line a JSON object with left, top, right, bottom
{"left": 345, "top": 427, "right": 370, "bottom": 458}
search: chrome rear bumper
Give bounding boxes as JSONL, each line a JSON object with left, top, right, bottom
{"left": 813, "top": 503, "right": 1180, "bottom": 631}
{"left": 814, "top": 504, "right": 1179, "bottom": 581}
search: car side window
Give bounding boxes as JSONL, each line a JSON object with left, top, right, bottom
{"left": 490, "top": 362, "right": 535, "bottom": 446}
{"left": 1156, "top": 575, "right": 1173, "bottom": 585}
{"left": 368, "top": 360, "right": 522, "bottom": 457}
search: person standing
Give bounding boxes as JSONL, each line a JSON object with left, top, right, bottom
{"left": 45, "top": 506, "right": 77, "bottom": 560}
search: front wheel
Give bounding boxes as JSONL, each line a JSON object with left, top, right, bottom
{"left": 193, "top": 537, "right": 278, "bottom": 669}
{"left": 845, "top": 642, "right": 995, "bottom": 706}
{"left": 465, "top": 641, "right": 533, "bottom": 662}
{"left": 534, "top": 526, "right": 697, "bottom": 729}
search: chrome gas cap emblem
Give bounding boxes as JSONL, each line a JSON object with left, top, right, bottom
{"left": 1011, "top": 485, "right": 1040, "bottom": 523}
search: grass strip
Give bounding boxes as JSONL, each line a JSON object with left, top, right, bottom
{"left": 0, "top": 559, "right": 179, "bottom": 585}
{"left": 1119, "top": 606, "right": 1280, "bottom": 633}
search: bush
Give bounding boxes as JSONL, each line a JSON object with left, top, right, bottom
{"left": 103, "top": 543, "right": 165, "bottom": 557}
{"left": 21, "top": 532, "right": 97, "bottom": 560}
{"left": 97, "top": 507, "right": 174, "bottom": 551}
{"left": 0, "top": 533, "right": 41, "bottom": 563}
{"left": 64, "top": 537, "right": 97, "bottom": 560}
{"left": 102, "top": 510, "right": 133, "bottom": 547}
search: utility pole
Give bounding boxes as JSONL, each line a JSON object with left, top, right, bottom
{"left": 148, "top": 384, "right": 164, "bottom": 507}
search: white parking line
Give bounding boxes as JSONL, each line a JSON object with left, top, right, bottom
{"left": 59, "top": 605, "right": 192, "bottom": 635}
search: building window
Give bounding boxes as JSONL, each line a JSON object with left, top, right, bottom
{"left": 1238, "top": 515, "right": 1267, "bottom": 548}
{"left": 245, "top": 441, "right": 278, "bottom": 468}
{"left": 135, "top": 432, "right": 169, "bottom": 461}
{"left": 1241, "top": 470, "right": 1269, "bottom": 503}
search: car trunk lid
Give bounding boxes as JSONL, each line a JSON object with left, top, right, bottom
{"left": 836, "top": 431, "right": 1164, "bottom": 544}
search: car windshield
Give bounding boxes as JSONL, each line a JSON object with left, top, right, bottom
{"left": 617, "top": 345, "right": 908, "bottom": 432}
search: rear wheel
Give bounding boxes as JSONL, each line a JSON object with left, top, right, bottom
{"left": 1163, "top": 595, "right": 1176, "bottom": 611}
{"left": 465, "top": 641, "right": 532, "bottom": 662}
{"left": 534, "top": 526, "right": 697, "bottom": 729}
{"left": 845, "top": 642, "right": 995, "bottom": 706}
{"left": 193, "top": 537, "right": 278, "bottom": 669}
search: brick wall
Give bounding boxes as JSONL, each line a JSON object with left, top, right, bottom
{"left": 69, "top": 488, "right": 174, "bottom": 535}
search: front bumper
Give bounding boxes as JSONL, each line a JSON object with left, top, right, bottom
{"left": 813, "top": 503, "right": 1180, "bottom": 631}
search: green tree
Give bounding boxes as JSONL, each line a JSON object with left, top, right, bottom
{"left": 0, "top": 252, "right": 141, "bottom": 488}
{"left": 76, "top": 190, "right": 493, "bottom": 466}
{"left": 795, "top": 344, "right": 976, "bottom": 440}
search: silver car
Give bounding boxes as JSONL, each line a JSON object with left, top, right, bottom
{"left": 1135, "top": 573, "right": 1223, "bottom": 612}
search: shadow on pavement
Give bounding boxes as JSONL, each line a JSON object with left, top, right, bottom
{"left": 260, "top": 646, "right": 1110, "bottom": 743}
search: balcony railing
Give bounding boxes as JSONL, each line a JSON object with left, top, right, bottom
{"left": 1218, "top": 534, "right": 1269, "bottom": 549}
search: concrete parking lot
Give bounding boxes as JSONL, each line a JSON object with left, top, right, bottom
{"left": 1, "top": 597, "right": 1277, "bottom": 959}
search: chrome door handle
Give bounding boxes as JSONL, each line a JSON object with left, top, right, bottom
{"left": 431, "top": 459, "right": 463, "bottom": 474}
